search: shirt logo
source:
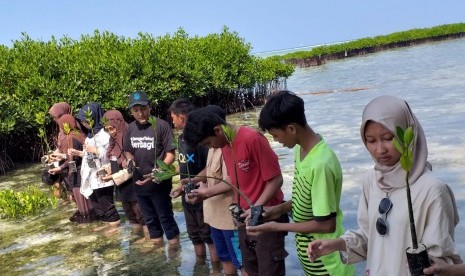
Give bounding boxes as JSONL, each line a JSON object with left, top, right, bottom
{"left": 179, "top": 153, "right": 195, "bottom": 164}
{"left": 238, "top": 160, "right": 250, "bottom": 172}
{"left": 130, "top": 136, "right": 154, "bottom": 150}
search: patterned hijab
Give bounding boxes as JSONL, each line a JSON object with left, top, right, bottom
{"left": 56, "top": 114, "right": 86, "bottom": 153}
{"left": 48, "top": 102, "right": 72, "bottom": 148}
{"left": 76, "top": 102, "right": 104, "bottom": 138}
{"left": 103, "top": 110, "right": 128, "bottom": 165}
{"left": 360, "top": 95, "right": 431, "bottom": 193}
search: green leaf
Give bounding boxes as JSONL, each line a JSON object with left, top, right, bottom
{"left": 404, "top": 127, "right": 414, "bottom": 146}
{"left": 84, "top": 107, "right": 94, "bottom": 128}
{"left": 400, "top": 155, "right": 413, "bottom": 171}
{"left": 62, "top": 122, "right": 71, "bottom": 135}
{"left": 221, "top": 124, "right": 236, "bottom": 145}
{"left": 101, "top": 117, "right": 109, "bottom": 127}
{"left": 154, "top": 160, "right": 177, "bottom": 180}
{"left": 392, "top": 138, "right": 404, "bottom": 154}
{"left": 148, "top": 116, "right": 157, "bottom": 126}
{"left": 396, "top": 126, "right": 404, "bottom": 141}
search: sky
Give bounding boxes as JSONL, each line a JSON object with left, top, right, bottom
{"left": 1, "top": 0, "right": 464, "bottom": 54}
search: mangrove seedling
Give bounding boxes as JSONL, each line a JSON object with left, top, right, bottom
{"left": 83, "top": 107, "right": 100, "bottom": 168}
{"left": 393, "top": 125, "right": 430, "bottom": 275}
{"left": 35, "top": 112, "right": 53, "bottom": 164}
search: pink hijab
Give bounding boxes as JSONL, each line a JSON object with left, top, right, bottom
{"left": 48, "top": 102, "right": 72, "bottom": 148}
{"left": 360, "top": 95, "right": 431, "bottom": 193}
{"left": 103, "top": 110, "right": 128, "bottom": 166}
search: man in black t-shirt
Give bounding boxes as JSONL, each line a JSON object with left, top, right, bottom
{"left": 123, "top": 91, "right": 180, "bottom": 246}
{"left": 169, "top": 99, "right": 221, "bottom": 271}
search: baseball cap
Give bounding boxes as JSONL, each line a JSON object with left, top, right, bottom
{"left": 128, "top": 91, "right": 149, "bottom": 108}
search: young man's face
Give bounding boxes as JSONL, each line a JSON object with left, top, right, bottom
{"left": 199, "top": 125, "right": 229, "bottom": 149}
{"left": 130, "top": 104, "right": 151, "bottom": 124}
{"left": 170, "top": 112, "right": 186, "bottom": 130}
{"left": 267, "top": 126, "right": 296, "bottom": 149}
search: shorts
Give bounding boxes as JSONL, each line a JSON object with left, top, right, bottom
{"left": 210, "top": 227, "right": 242, "bottom": 269}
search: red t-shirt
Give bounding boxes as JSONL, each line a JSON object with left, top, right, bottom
{"left": 221, "top": 127, "right": 283, "bottom": 209}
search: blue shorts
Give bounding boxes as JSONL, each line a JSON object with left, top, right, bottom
{"left": 210, "top": 227, "right": 242, "bottom": 269}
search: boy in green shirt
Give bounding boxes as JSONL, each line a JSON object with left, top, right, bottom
{"left": 247, "top": 90, "right": 354, "bottom": 276}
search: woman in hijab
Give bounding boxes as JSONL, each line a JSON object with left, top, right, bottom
{"left": 49, "top": 114, "right": 93, "bottom": 222}
{"left": 70, "top": 102, "right": 120, "bottom": 228}
{"left": 307, "top": 95, "right": 462, "bottom": 275}
{"left": 47, "top": 102, "right": 73, "bottom": 198}
{"left": 100, "top": 110, "right": 145, "bottom": 233}
{"left": 48, "top": 102, "right": 72, "bottom": 150}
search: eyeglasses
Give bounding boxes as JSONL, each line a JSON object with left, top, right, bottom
{"left": 376, "top": 197, "right": 393, "bottom": 236}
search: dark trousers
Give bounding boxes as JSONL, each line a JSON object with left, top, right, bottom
{"left": 122, "top": 201, "right": 145, "bottom": 225}
{"left": 137, "top": 191, "right": 180, "bottom": 240}
{"left": 89, "top": 186, "right": 120, "bottom": 222}
{"left": 238, "top": 214, "right": 288, "bottom": 276}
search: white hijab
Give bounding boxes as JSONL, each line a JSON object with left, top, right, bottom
{"left": 361, "top": 95, "right": 431, "bottom": 193}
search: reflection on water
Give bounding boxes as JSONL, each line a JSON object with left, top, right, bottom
{"left": 1, "top": 38, "right": 465, "bottom": 275}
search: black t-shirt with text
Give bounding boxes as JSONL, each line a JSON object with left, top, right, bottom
{"left": 123, "top": 118, "right": 176, "bottom": 195}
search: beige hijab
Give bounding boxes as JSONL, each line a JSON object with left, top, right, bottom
{"left": 361, "top": 95, "right": 431, "bottom": 193}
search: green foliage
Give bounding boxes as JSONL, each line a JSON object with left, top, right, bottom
{"left": 221, "top": 124, "right": 237, "bottom": 146}
{"left": 0, "top": 186, "right": 58, "bottom": 220}
{"left": 393, "top": 126, "right": 414, "bottom": 171}
{"left": 280, "top": 23, "right": 465, "bottom": 61}
{"left": 62, "top": 122, "right": 71, "bottom": 135}
{"left": 0, "top": 27, "right": 292, "bottom": 142}
{"left": 35, "top": 112, "right": 51, "bottom": 152}
{"left": 155, "top": 159, "right": 177, "bottom": 181}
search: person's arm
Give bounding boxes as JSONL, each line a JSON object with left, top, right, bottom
{"left": 254, "top": 174, "right": 283, "bottom": 206}
{"left": 307, "top": 238, "right": 347, "bottom": 263}
{"left": 163, "top": 150, "right": 175, "bottom": 166}
{"left": 247, "top": 214, "right": 335, "bottom": 236}
{"left": 188, "top": 181, "right": 232, "bottom": 202}
{"left": 424, "top": 262, "right": 465, "bottom": 276}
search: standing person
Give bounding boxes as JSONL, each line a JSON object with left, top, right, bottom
{"left": 48, "top": 114, "right": 93, "bottom": 223}
{"left": 70, "top": 102, "right": 120, "bottom": 228}
{"left": 48, "top": 102, "right": 72, "bottom": 149}
{"left": 47, "top": 102, "right": 73, "bottom": 199}
{"left": 183, "top": 106, "right": 288, "bottom": 276}
{"left": 184, "top": 105, "right": 245, "bottom": 276}
{"left": 246, "top": 90, "right": 354, "bottom": 275}
{"left": 307, "top": 95, "right": 462, "bottom": 275}
{"left": 101, "top": 110, "right": 145, "bottom": 233}
{"left": 168, "top": 99, "right": 221, "bottom": 274}
{"left": 123, "top": 91, "right": 180, "bottom": 246}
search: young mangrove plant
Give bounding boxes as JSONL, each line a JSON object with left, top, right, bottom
{"left": 36, "top": 112, "right": 53, "bottom": 165}
{"left": 83, "top": 107, "right": 100, "bottom": 168}
{"left": 393, "top": 125, "right": 430, "bottom": 276}
{"left": 0, "top": 186, "right": 58, "bottom": 220}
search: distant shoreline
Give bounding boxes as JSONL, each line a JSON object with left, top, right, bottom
{"left": 286, "top": 33, "right": 465, "bottom": 68}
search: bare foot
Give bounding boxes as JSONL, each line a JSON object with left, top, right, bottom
{"left": 168, "top": 235, "right": 180, "bottom": 246}
{"left": 151, "top": 237, "right": 164, "bottom": 247}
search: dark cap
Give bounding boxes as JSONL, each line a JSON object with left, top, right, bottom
{"left": 129, "top": 91, "right": 149, "bottom": 108}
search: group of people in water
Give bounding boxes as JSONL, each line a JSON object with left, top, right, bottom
{"left": 44, "top": 90, "right": 464, "bottom": 275}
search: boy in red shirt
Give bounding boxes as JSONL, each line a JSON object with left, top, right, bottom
{"left": 183, "top": 107, "right": 288, "bottom": 276}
